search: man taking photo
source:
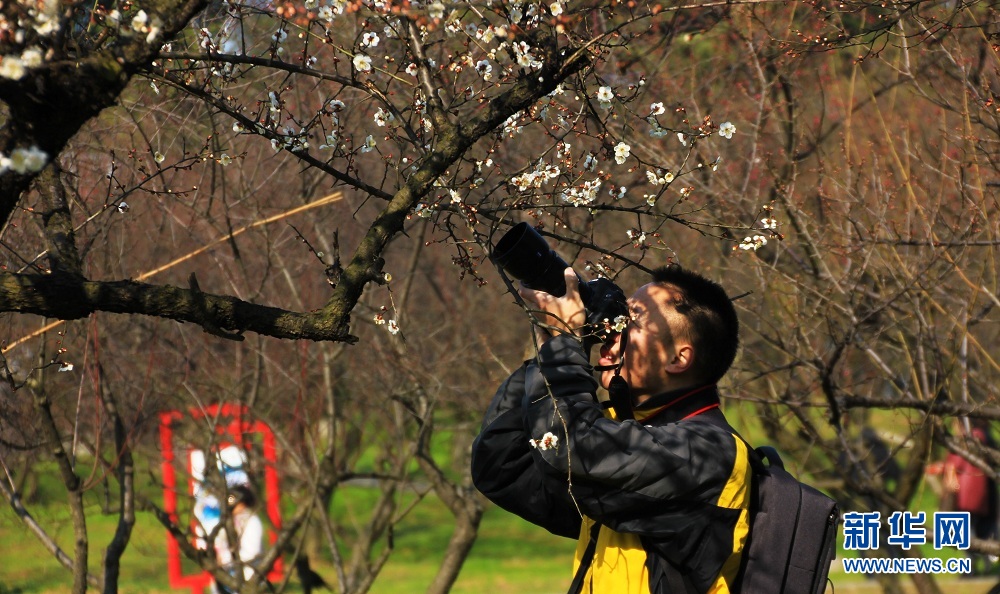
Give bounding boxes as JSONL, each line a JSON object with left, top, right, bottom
{"left": 472, "top": 264, "right": 751, "bottom": 593}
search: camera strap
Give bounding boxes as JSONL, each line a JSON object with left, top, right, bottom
{"left": 605, "top": 328, "right": 634, "bottom": 420}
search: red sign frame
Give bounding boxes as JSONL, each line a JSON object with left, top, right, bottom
{"left": 159, "top": 403, "right": 283, "bottom": 592}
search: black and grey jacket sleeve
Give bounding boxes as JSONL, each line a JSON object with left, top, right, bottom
{"left": 470, "top": 357, "right": 583, "bottom": 538}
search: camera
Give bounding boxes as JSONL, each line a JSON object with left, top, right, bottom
{"left": 492, "top": 222, "right": 628, "bottom": 347}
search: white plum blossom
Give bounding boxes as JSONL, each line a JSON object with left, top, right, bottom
{"left": 233, "top": 121, "right": 245, "bottom": 133}
{"left": 614, "top": 142, "right": 631, "bottom": 165}
{"left": 582, "top": 152, "right": 597, "bottom": 172}
{"left": 386, "top": 320, "right": 400, "bottom": 335}
{"left": 611, "top": 315, "right": 629, "bottom": 333}
{"left": 677, "top": 132, "right": 687, "bottom": 146}
{"left": 414, "top": 203, "right": 434, "bottom": 218}
{"left": 4, "top": 146, "right": 49, "bottom": 174}
{"left": 58, "top": 362, "right": 74, "bottom": 372}
{"left": 513, "top": 41, "right": 542, "bottom": 69}
{"left": 319, "top": 131, "right": 339, "bottom": 149}
{"left": 719, "top": 121, "right": 736, "bottom": 139}
{"left": 129, "top": 11, "right": 163, "bottom": 44}
{"left": 0, "top": 56, "right": 26, "bottom": 80}
{"left": 405, "top": 63, "right": 418, "bottom": 76}
{"left": 117, "top": 201, "right": 129, "bottom": 213}
{"left": 30, "top": 0, "right": 61, "bottom": 37}
{"left": 549, "top": 2, "right": 563, "bottom": 16}
{"left": 596, "top": 86, "right": 614, "bottom": 103}
{"left": 272, "top": 27, "right": 288, "bottom": 43}
{"left": 318, "top": 5, "right": 334, "bottom": 20}
{"left": 373, "top": 107, "right": 394, "bottom": 127}
{"left": 502, "top": 112, "right": 524, "bottom": 135}
{"left": 711, "top": 156, "right": 722, "bottom": 171}
{"left": 475, "top": 59, "right": 493, "bottom": 80}
{"left": 449, "top": 189, "right": 462, "bottom": 203}
{"left": 627, "top": 229, "right": 647, "bottom": 246}
{"left": 131, "top": 10, "right": 149, "bottom": 32}
{"left": 646, "top": 169, "right": 674, "bottom": 186}
{"left": 353, "top": 54, "right": 372, "bottom": 72}
{"left": 761, "top": 217, "right": 778, "bottom": 230}
{"left": 198, "top": 28, "right": 216, "bottom": 51}
{"left": 219, "top": 153, "right": 232, "bottom": 166}
{"left": 610, "top": 186, "right": 626, "bottom": 200}
{"left": 650, "top": 102, "right": 666, "bottom": 116}
{"left": 328, "top": 99, "right": 345, "bottom": 112}
{"left": 478, "top": 25, "right": 497, "bottom": 43}
{"left": 529, "top": 432, "right": 559, "bottom": 451}
{"left": 428, "top": 2, "right": 446, "bottom": 19}
{"left": 154, "top": 151, "right": 165, "bottom": 163}
{"left": 20, "top": 48, "right": 43, "bottom": 69}
{"left": 362, "top": 32, "right": 380, "bottom": 47}
{"left": 360, "top": 135, "right": 377, "bottom": 153}
{"left": 739, "top": 235, "right": 768, "bottom": 251}
{"left": 644, "top": 193, "right": 657, "bottom": 206}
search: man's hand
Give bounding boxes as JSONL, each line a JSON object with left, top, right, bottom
{"left": 518, "top": 268, "right": 586, "bottom": 342}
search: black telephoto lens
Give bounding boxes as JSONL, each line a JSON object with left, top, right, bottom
{"left": 492, "top": 222, "right": 573, "bottom": 297}
{"left": 492, "top": 222, "right": 628, "bottom": 347}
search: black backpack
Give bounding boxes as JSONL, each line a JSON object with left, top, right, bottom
{"left": 738, "top": 444, "right": 840, "bottom": 593}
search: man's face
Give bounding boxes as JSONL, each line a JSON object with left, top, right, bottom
{"left": 597, "top": 283, "right": 691, "bottom": 401}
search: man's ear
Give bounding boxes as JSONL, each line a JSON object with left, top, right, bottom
{"left": 664, "top": 344, "right": 694, "bottom": 374}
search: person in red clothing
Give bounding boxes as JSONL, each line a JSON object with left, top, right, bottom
{"left": 943, "top": 419, "right": 998, "bottom": 575}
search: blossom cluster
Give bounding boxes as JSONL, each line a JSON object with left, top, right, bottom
{"left": 560, "top": 179, "right": 602, "bottom": 207}
{"left": 0, "top": 47, "right": 43, "bottom": 80}
{"left": 0, "top": 146, "right": 48, "bottom": 175}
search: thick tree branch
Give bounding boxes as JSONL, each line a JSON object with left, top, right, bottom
{"left": 0, "top": 273, "right": 358, "bottom": 343}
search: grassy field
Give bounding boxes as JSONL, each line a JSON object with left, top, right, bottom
{"left": 2, "top": 404, "right": 997, "bottom": 593}
{"left": 3, "top": 488, "right": 999, "bottom": 594}
{"left": 0, "top": 485, "right": 575, "bottom": 594}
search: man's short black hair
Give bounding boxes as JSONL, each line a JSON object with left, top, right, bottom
{"left": 650, "top": 264, "right": 739, "bottom": 384}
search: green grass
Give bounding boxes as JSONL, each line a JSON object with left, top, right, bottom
{"left": 2, "top": 439, "right": 996, "bottom": 594}
{"left": 0, "top": 483, "right": 574, "bottom": 594}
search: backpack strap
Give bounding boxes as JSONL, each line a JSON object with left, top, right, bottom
{"left": 692, "top": 408, "right": 767, "bottom": 474}
{"left": 567, "top": 521, "right": 601, "bottom": 594}
{"left": 669, "top": 407, "right": 768, "bottom": 592}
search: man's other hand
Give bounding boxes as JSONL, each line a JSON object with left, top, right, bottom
{"left": 517, "top": 267, "right": 586, "bottom": 339}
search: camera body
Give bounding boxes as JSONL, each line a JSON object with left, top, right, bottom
{"left": 492, "top": 222, "right": 628, "bottom": 347}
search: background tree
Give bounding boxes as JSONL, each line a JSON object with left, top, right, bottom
{"left": 1, "top": 1, "right": 999, "bottom": 593}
